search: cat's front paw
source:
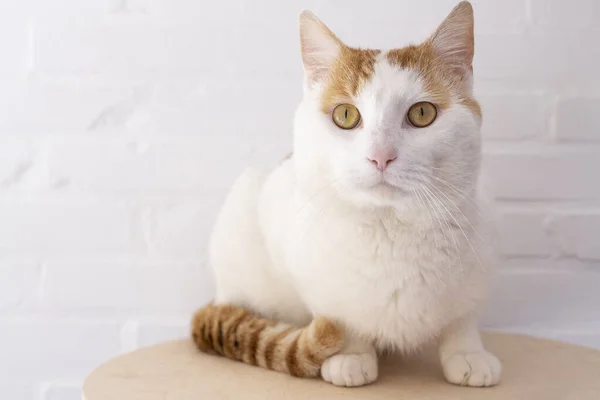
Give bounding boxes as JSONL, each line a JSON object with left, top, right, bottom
{"left": 442, "top": 351, "right": 501, "bottom": 387}
{"left": 321, "top": 353, "right": 378, "bottom": 387}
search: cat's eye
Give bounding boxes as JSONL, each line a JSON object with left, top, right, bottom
{"left": 407, "top": 102, "right": 437, "bottom": 128}
{"left": 332, "top": 104, "right": 361, "bottom": 130}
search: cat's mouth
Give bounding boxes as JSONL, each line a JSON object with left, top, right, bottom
{"left": 357, "top": 173, "right": 411, "bottom": 196}
{"left": 372, "top": 178, "right": 406, "bottom": 193}
{"left": 378, "top": 180, "right": 397, "bottom": 189}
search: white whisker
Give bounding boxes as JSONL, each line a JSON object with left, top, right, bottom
{"left": 418, "top": 185, "right": 462, "bottom": 275}
{"left": 428, "top": 183, "right": 485, "bottom": 243}
{"left": 420, "top": 184, "right": 485, "bottom": 271}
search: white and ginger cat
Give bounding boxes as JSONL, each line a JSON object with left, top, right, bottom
{"left": 192, "top": 1, "right": 501, "bottom": 388}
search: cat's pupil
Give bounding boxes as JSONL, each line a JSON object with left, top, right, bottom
{"left": 420, "top": 107, "right": 424, "bottom": 116}
{"left": 344, "top": 108, "right": 348, "bottom": 120}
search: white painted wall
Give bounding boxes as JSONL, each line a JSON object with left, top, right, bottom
{"left": 1, "top": 0, "right": 599, "bottom": 398}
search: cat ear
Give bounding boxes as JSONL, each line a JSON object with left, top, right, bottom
{"left": 429, "top": 1, "right": 475, "bottom": 77}
{"left": 299, "top": 11, "right": 342, "bottom": 86}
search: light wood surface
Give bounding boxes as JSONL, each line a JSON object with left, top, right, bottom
{"left": 83, "top": 332, "right": 600, "bottom": 399}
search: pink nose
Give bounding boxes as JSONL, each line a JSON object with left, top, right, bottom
{"left": 367, "top": 148, "right": 397, "bottom": 171}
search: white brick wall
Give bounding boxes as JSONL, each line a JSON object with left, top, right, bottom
{"left": 0, "top": 0, "right": 599, "bottom": 398}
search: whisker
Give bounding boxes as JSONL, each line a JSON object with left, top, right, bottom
{"left": 418, "top": 185, "right": 462, "bottom": 275}
{"left": 420, "top": 184, "right": 485, "bottom": 271}
{"left": 427, "top": 174, "right": 482, "bottom": 215}
{"left": 427, "top": 183, "right": 485, "bottom": 243}
{"left": 412, "top": 187, "right": 449, "bottom": 286}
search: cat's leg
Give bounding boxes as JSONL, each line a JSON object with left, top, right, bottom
{"left": 321, "top": 330, "right": 378, "bottom": 387}
{"left": 438, "top": 315, "right": 502, "bottom": 387}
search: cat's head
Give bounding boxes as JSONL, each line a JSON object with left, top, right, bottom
{"left": 293, "top": 1, "right": 481, "bottom": 211}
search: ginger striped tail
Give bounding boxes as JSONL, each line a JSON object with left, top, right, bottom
{"left": 191, "top": 303, "right": 344, "bottom": 378}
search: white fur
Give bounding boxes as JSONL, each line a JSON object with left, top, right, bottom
{"left": 208, "top": 12, "right": 501, "bottom": 388}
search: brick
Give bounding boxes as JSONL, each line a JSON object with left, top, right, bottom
{"left": 0, "top": 200, "right": 135, "bottom": 255}
{"left": 556, "top": 98, "right": 600, "bottom": 142}
{"left": 124, "top": 0, "right": 227, "bottom": 16}
{"left": 0, "top": 319, "right": 121, "bottom": 379}
{"left": 43, "top": 262, "right": 213, "bottom": 312}
{"left": 148, "top": 201, "right": 222, "bottom": 258}
{"left": 0, "top": 11, "right": 28, "bottom": 75}
{"left": 40, "top": 383, "right": 81, "bottom": 400}
{"left": 0, "top": 78, "right": 133, "bottom": 133}
{"left": 0, "top": 138, "right": 33, "bottom": 188}
{"left": 0, "top": 262, "right": 40, "bottom": 308}
{"left": 495, "top": 212, "right": 553, "bottom": 257}
{"left": 500, "top": 257, "right": 600, "bottom": 272}
{"left": 126, "top": 0, "right": 313, "bottom": 22}
{"left": 530, "top": 0, "right": 600, "bottom": 32}
{"left": 34, "top": 21, "right": 232, "bottom": 77}
{"left": 553, "top": 213, "right": 600, "bottom": 260}
{"left": 475, "top": 34, "right": 599, "bottom": 93}
{"left": 482, "top": 270, "right": 600, "bottom": 329}
{"left": 120, "top": 321, "right": 139, "bottom": 352}
{"left": 218, "top": 1, "right": 319, "bottom": 79}
{"left": 137, "top": 320, "right": 189, "bottom": 347}
{"left": 86, "top": 79, "right": 300, "bottom": 138}
{"left": 468, "top": 0, "right": 527, "bottom": 34}
{"left": 44, "top": 137, "right": 252, "bottom": 194}
{"left": 216, "top": 23, "right": 303, "bottom": 80}
{"left": 478, "top": 93, "right": 554, "bottom": 140}
{"left": 182, "top": 79, "right": 299, "bottom": 147}
{"left": 6, "top": 0, "right": 118, "bottom": 18}
{"left": 0, "top": 382, "right": 34, "bottom": 400}
{"left": 33, "top": 7, "right": 323, "bottom": 79}
{"left": 482, "top": 148, "right": 600, "bottom": 201}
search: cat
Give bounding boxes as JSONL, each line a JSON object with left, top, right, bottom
{"left": 191, "top": 1, "right": 502, "bottom": 388}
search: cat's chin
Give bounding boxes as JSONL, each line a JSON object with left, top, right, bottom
{"left": 374, "top": 181, "right": 403, "bottom": 192}
{"left": 341, "top": 182, "right": 412, "bottom": 209}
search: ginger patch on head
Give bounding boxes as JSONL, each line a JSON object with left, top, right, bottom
{"left": 320, "top": 47, "right": 380, "bottom": 114}
{"left": 386, "top": 45, "right": 452, "bottom": 111}
{"left": 387, "top": 44, "right": 480, "bottom": 119}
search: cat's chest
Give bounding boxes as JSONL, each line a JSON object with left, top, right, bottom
{"left": 286, "top": 203, "right": 451, "bottom": 282}
{"left": 284, "top": 204, "right": 462, "bottom": 344}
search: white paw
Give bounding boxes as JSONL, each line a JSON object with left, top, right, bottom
{"left": 321, "top": 353, "right": 378, "bottom": 387}
{"left": 442, "top": 351, "right": 502, "bottom": 387}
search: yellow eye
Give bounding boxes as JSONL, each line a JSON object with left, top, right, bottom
{"left": 332, "top": 104, "right": 361, "bottom": 130}
{"left": 407, "top": 102, "right": 437, "bottom": 128}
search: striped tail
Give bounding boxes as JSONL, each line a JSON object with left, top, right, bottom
{"left": 191, "top": 303, "right": 344, "bottom": 378}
